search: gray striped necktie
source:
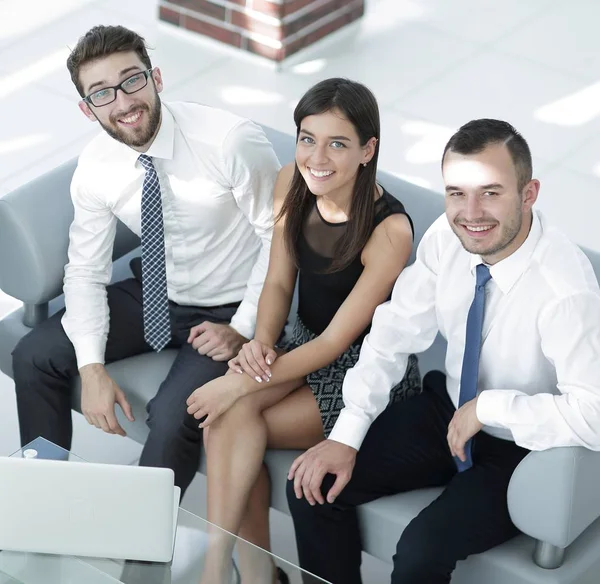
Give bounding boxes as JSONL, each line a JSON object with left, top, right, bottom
{"left": 138, "top": 154, "right": 171, "bottom": 351}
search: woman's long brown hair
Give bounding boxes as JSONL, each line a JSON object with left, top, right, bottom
{"left": 278, "top": 78, "right": 381, "bottom": 273}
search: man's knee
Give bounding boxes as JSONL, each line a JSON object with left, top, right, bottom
{"left": 286, "top": 478, "right": 301, "bottom": 511}
{"left": 12, "top": 333, "right": 37, "bottom": 375}
{"left": 286, "top": 476, "right": 337, "bottom": 520}
{"left": 146, "top": 396, "right": 201, "bottom": 444}
{"left": 12, "top": 329, "right": 54, "bottom": 379}
{"left": 286, "top": 478, "right": 316, "bottom": 520}
{"left": 12, "top": 317, "right": 73, "bottom": 381}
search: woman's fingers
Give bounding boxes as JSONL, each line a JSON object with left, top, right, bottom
{"left": 249, "top": 341, "right": 271, "bottom": 381}
{"left": 238, "top": 349, "right": 266, "bottom": 382}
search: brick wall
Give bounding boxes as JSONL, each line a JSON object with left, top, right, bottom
{"left": 158, "top": 0, "right": 365, "bottom": 61}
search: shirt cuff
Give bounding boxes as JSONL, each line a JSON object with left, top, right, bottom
{"left": 328, "top": 409, "right": 372, "bottom": 451}
{"left": 229, "top": 309, "right": 255, "bottom": 340}
{"left": 72, "top": 336, "right": 107, "bottom": 369}
{"left": 476, "top": 390, "right": 512, "bottom": 429}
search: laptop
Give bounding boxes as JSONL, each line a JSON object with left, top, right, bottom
{"left": 0, "top": 456, "right": 180, "bottom": 562}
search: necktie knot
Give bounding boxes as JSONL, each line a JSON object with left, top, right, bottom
{"left": 138, "top": 154, "right": 154, "bottom": 172}
{"left": 475, "top": 264, "right": 492, "bottom": 289}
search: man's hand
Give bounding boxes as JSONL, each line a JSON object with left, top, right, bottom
{"left": 80, "top": 364, "right": 134, "bottom": 436}
{"left": 447, "top": 397, "right": 483, "bottom": 462}
{"left": 188, "top": 322, "right": 247, "bottom": 362}
{"left": 186, "top": 374, "right": 247, "bottom": 428}
{"left": 288, "top": 439, "right": 357, "bottom": 506}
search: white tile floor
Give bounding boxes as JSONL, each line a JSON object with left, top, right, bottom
{"left": 0, "top": 0, "right": 599, "bottom": 579}
{"left": 2, "top": 0, "right": 599, "bottom": 240}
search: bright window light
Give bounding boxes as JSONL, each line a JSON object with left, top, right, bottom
{"left": 535, "top": 82, "right": 600, "bottom": 127}
{"left": 360, "top": 0, "right": 425, "bottom": 36}
{"left": 0, "top": 0, "right": 88, "bottom": 44}
{"left": 400, "top": 120, "right": 454, "bottom": 164}
{"left": 220, "top": 86, "right": 283, "bottom": 106}
{"left": 0, "top": 49, "right": 68, "bottom": 100}
{"left": 290, "top": 59, "right": 327, "bottom": 75}
{"left": 388, "top": 171, "right": 433, "bottom": 190}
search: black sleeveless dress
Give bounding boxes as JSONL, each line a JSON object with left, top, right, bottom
{"left": 282, "top": 188, "right": 421, "bottom": 435}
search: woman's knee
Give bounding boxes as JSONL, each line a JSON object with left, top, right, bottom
{"left": 202, "top": 386, "right": 293, "bottom": 448}
{"left": 223, "top": 391, "right": 266, "bottom": 421}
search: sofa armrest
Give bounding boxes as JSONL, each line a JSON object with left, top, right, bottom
{"left": 0, "top": 158, "right": 139, "bottom": 306}
{"left": 507, "top": 447, "right": 600, "bottom": 549}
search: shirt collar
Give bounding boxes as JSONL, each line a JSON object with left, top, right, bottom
{"left": 469, "top": 210, "right": 543, "bottom": 294}
{"left": 144, "top": 103, "right": 174, "bottom": 161}
{"left": 115, "top": 102, "right": 175, "bottom": 167}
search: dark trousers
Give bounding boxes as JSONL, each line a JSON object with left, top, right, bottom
{"left": 286, "top": 371, "right": 530, "bottom": 584}
{"left": 11, "top": 275, "right": 237, "bottom": 496}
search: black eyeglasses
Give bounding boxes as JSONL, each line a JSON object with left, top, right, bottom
{"left": 83, "top": 68, "right": 154, "bottom": 107}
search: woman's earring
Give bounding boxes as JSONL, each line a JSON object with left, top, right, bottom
{"left": 362, "top": 162, "right": 368, "bottom": 167}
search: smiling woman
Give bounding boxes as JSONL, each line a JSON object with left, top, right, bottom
{"left": 281, "top": 78, "right": 381, "bottom": 272}
{"left": 194, "top": 77, "right": 421, "bottom": 584}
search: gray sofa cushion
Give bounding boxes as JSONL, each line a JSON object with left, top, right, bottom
{"left": 0, "top": 160, "right": 139, "bottom": 306}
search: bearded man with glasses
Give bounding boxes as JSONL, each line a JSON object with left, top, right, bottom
{"left": 11, "top": 25, "right": 280, "bottom": 503}
{"left": 81, "top": 67, "right": 160, "bottom": 145}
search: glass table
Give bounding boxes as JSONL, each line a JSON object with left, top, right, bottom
{"left": 0, "top": 438, "right": 329, "bottom": 584}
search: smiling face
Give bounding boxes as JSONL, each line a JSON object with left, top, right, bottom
{"left": 443, "top": 142, "right": 540, "bottom": 264}
{"left": 295, "top": 108, "right": 376, "bottom": 201}
{"left": 78, "top": 51, "right": 163, "bottom": 151}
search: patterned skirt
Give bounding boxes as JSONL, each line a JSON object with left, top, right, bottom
{"left": 280, "top": 317, "right": 422, "bottom": 436}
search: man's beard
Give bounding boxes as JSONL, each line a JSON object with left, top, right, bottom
{"left": 453, "top": 208, "right": 522, "bottom": 258}
{"left": 99, "top": 95, "right": 162, "bottom": 148}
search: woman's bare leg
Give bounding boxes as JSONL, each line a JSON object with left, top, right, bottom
{"left": 236, "top": 388, "right": 324, "bottom": 582}
{"left": 237, "top": 464, "right": 271, "bottom": 549}
{"left": 203, "top": 383, "right": 323, "bottom": 583}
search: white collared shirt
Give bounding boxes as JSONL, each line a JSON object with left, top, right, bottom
{"left": 62, "top": 102, "right": 280, "bottom": 368}
{"left": 330, "top": 211, "right": 600, "bottom": 452}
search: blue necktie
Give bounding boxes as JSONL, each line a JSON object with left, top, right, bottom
{"left": 138, "top": 154, "right": 171, "bottom": 352}
{"left": 456, "top": 263, "right": 492, "bottom": 472}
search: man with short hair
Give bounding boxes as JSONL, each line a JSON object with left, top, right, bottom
{"left": 287, "top": 119, "right": 600, "bottom": 583}
{"left": 12, "top": 25, "right": 280, "bottom": 495}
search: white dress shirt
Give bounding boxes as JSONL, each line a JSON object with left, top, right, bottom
{"left": 329, "top": 210, "right": 600, "bottom": 452}
{"left": 62, "top": 102, "right": 280, "bottom": 368}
